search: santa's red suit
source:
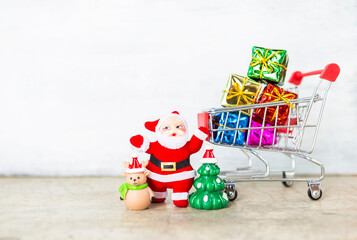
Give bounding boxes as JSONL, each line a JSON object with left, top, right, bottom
{"left": 130, "top": 111, "right": 208, "bottom": 208}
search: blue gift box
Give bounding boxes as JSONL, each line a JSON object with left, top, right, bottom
{"left": 212, "top": 112, "right": 249, "bottom": 145}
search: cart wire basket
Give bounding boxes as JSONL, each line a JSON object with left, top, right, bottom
{"left": 198, "top": 63, "right": 340, "bottom": 201}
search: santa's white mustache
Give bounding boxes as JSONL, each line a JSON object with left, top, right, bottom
{"left": 157, "top": 130, "right": 188, "bottom": 149}
{"left": 162, "top": 129, "right": 185, "bottom": 136}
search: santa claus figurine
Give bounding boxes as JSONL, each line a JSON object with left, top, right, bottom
{"left": 129, "top": 111, "right": 209, "bottom": 208}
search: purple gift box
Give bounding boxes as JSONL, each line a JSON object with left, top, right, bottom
{"left": 247, "top": 117, "right": 278, "bottom": 146}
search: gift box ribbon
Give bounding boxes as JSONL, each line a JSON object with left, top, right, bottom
{"left": 264, "top": 88, "right": 296, "bottom": 121}
{"left": 223, "top": 77, "right": 257, "bottom": 106}
{"left": 250, "top": 49, "right": 287, "bottom": 79}
{"left": 213, "top": 122, "right": 246, "bottom": 132}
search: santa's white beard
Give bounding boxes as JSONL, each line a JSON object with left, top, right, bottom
{"left": 156, "top": 132, "right": 189, "bottom": 149}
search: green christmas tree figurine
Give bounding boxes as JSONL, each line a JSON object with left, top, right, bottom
{"left": 189, "top": 146, "right": 229, "bottom": 210}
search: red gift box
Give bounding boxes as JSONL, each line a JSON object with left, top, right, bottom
{"left": 277, "top": 117, "right": 297, "bottom": 134}
{"left": 255, "top": 84, "right": 298, "bottom": 126}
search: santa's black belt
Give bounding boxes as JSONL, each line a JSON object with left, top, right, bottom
{"left": 150, "top": 155, "right": 190, "bottom": 172}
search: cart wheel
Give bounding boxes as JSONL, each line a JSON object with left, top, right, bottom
{"left": 282, "top": 171, "right": 294, "bottom": 188}
{"left": 307, "top": 188, "right": 322, "bottom": 200}
{"left": 227, "top": 189, "right": 238, "bottom": 201}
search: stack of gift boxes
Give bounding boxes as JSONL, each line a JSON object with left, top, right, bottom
{"left": 213, "top": 46, "right": 298, "bottom": 146}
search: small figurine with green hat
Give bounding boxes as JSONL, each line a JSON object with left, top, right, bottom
{"left": 119, "top": 154, "right": 155, "bottom": 210}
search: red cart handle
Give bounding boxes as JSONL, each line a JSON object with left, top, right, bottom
{"left": 289, "top": 63, "right": 340, "bottom": 86}
{"left": 197, "top": 112, "right": 209, "bottom": 141}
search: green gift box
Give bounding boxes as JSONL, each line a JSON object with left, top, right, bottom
{"left": 247, "top": 46, "right": 288, "bottom": 86}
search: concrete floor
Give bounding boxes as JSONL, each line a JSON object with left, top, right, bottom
{"left": 0, "top": 176, "right": 356, "bottom": 240}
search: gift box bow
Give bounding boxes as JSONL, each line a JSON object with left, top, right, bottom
{"left": 223, "top": 76, "right": 257, "bottom": 106}
{"left": 250, "top": 49, "right": 287, "bottom": 79}
{"left": 263, "top": 87, "right": 296, "bottom": 121}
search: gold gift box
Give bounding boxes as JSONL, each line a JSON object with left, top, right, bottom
{"left": 221, "top": 74, "right": 263, "bottom": 115}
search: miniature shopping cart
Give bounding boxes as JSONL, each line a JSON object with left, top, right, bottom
{"left": 198, "top": 64, "right": 340, "bottom": 201}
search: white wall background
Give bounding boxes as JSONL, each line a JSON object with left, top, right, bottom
{"left": 0, "top": 0, "right": 356, "bottom": 176}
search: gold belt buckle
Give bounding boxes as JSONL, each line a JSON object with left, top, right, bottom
{"left": 161, "top": 162, "right": 176, "bottom": 171}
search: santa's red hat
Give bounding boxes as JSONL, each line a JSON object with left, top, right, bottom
{"left": 144, "top": 111, "right": 188, "bottom": 133}
{"left": 200, "top": 145, "right": 217, "bottom": 164}
{"left": 125, "top": 153, "right": 146, "bottom": 173}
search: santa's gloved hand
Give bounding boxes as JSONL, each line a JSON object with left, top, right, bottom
{"left": 198, "top": 126, "right": 209, "bottom": 135}
{"left": 130, "top": 134, "right": 144, "bottom": 148}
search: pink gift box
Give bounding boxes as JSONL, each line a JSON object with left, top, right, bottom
{"left": 247, "top": 118, "right": 278, "bottom": 146}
